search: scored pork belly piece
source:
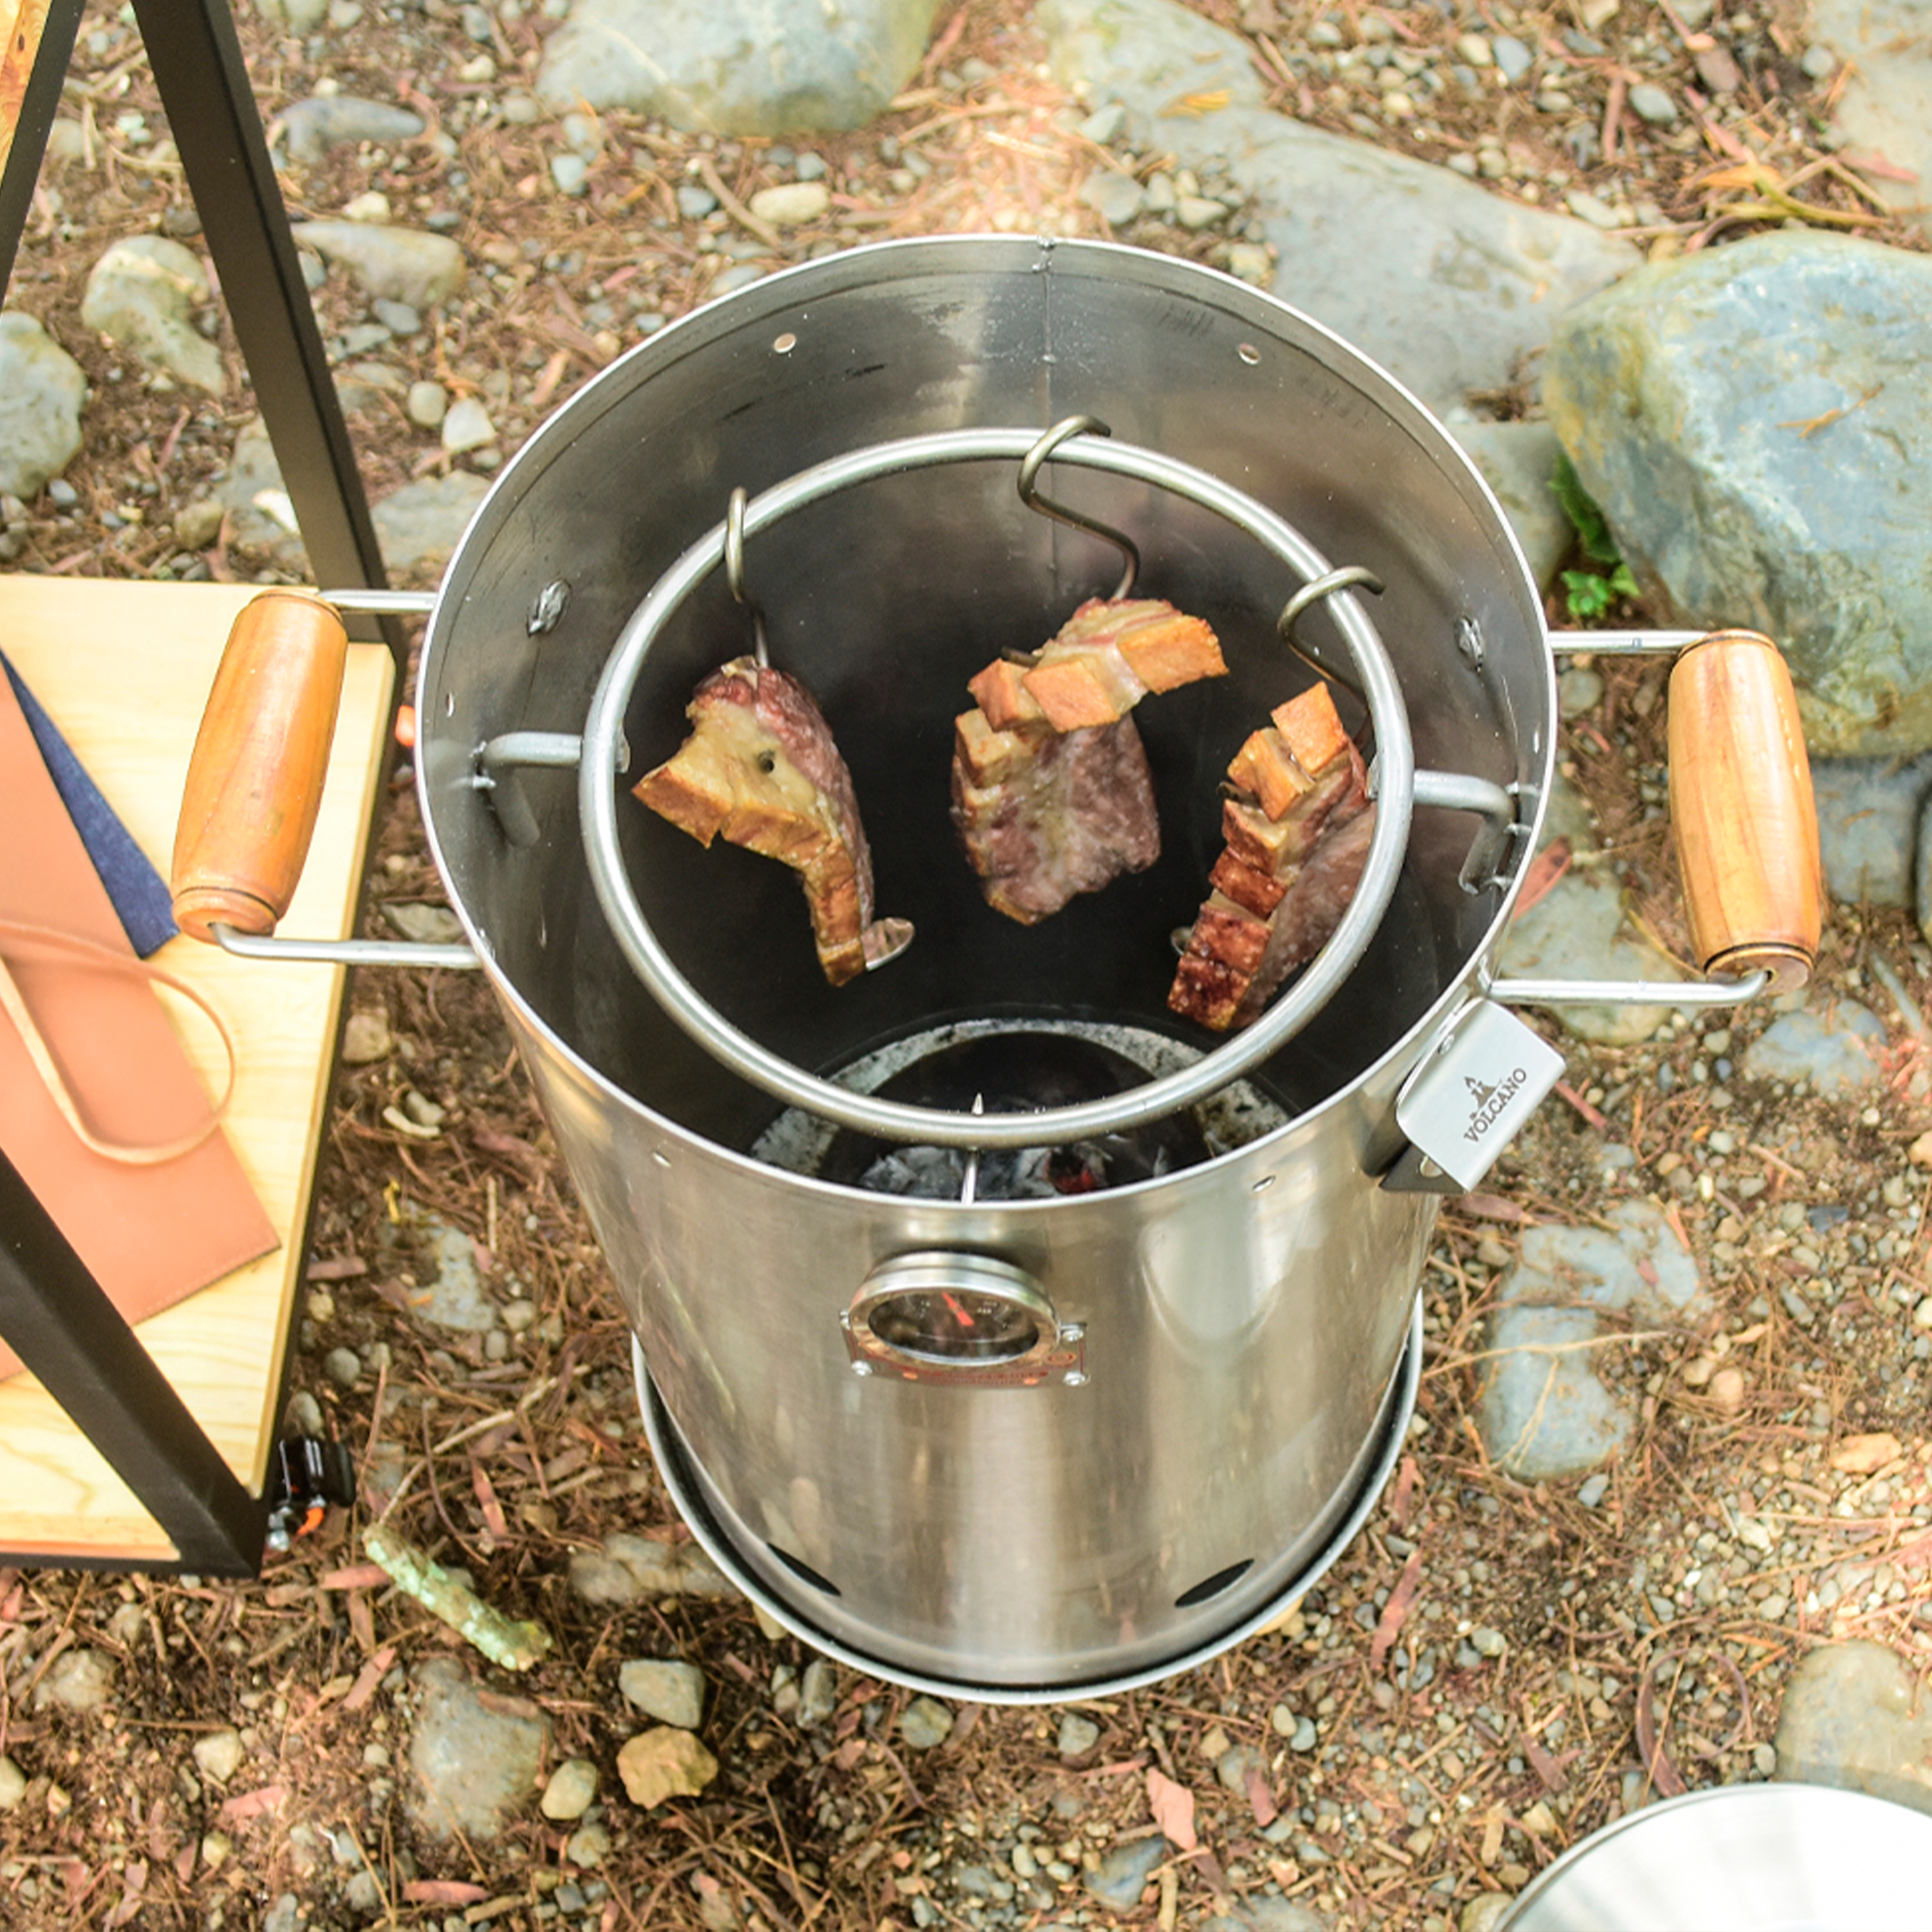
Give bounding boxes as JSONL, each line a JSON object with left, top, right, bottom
{"left": 632, "top": 655, "right": 911, "bottom": 986}
{"left": 1168, "top": 682, "right": 1373, "bottom": 1031}
{"left": 951, "top": 598, "right": 1225, "bottom": 923}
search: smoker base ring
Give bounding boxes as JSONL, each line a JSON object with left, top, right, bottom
{"left": 630, "top": 1296, "right": 1423, "bottom": 1705}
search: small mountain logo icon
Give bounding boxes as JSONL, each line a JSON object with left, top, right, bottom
{"left": 1464, "top": 1075, "right": 1498, "bottom": 1108}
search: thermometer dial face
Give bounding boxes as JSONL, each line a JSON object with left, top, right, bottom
{"left": 864, "top": 1287, "right": 1041, "bottom": 1364}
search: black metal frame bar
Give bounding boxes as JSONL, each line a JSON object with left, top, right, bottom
{"left": 129, "top": 0, "right": 404, "bottom": 666}
{"left": 0, "top": 1150, "right": 266, "bottom": 1575}
{"left": 0, "top": 0, "right": 84, "bottom": 298}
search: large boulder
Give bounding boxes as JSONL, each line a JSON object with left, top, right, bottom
{"left": 536, "top": 0, "right": 945, "bottom": 134}
{"left": 1036, "top": 0, "right": 1640, "bottom": 415}
{"left": 1544, "top": 229, "right": 1932, "bottom": 756}
{"left": 1813, "top": 0, "right": 1932, "bottom": 244}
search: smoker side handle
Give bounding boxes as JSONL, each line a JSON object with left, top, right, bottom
{"left": 171, "top": 590, "right": 347, "bottom": 944}
{"left": 1666, "top": 629, "right": 1820, "bottom": 996}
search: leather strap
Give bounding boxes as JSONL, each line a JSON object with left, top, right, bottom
{"left": 0, "top": 921, "right": 236, "bottom": 1167}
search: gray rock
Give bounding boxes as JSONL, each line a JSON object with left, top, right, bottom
{"left": 536, "top": 0, "right": 944, "bottom": 134}
{"left": 173, "top": 495, "right": 225, "bottom": 550}
{"left": 325, "top": 1345, "right": 361, "bottom": 1389}
{"left": 79, "top": 235, "right": 225, "bottom": 393}
{"left": 1498, "top": 770, "right": 1683, "bottom": 1043}
{"left": 1478, "top": 1201, "right": 1708, "bottom": 1479}
{"left": 370, "top": 471, "right": 489, "bottom": 580}
{"left": 1084, "top": 1834, "right": 1170, "bottom": 1909}
{"left": 1627, "top": 80, "right": 1678, "bottom": 124}
{"left": 291, "top": 221, "right": 466, "bottom": 310}
{"left": 372, "top": 298, "right": 421, "bottom": 337}
{"left": 569, "top": 1532, "right": 736, "bottom": 1605}
{"left": 541, "top": 1758, "right": 600, "bottom": 1822}
{"left": 1058, "top": 1712, "right": 1101, "bottom": 1758}
{"left": 1491, "top": 34, "right": 1534, "bottom": 81}
{"left": 797, "top": 1658, "right": 837, "bottom": 1726}
{"left": 1544, "top": 230, "right": 1932, "bottom": 756}
{"left": 551, "top": 154, "right": 590, "bottom": 199}
{"left": 676, "top": 185, "right": 720, "bottom": 220}
{"left": 1079, "top": 167, "right": 1146, "bottom": 225}
{"left": 749, "top": 182, "right": 831, "bottom": 226}
{"left": 440, "top": 396, "right": 495, "bottom": 454}
{"left": 215, "top": 418, "right": 308, "bottom": 571}
{"left": 1811, "top": 756, "right": 1932, "bottom": 908}
{"left": 0, "top": 312, "right": 86, "bottom": 498}
{"left": 404, "top": 1209, "right": 495, "bottom": 1331}
{"left": 1450, "top": 419, "right": 1573, "bottom": 591}
{"left": 1775, "top": 1639, "right": 1932, "bottom": 1813}
{"left": 1036, "top": 0, "right": 1638, "bottom": 414}
{"left": 900, "top": 1696, "right": 954, "bottom": 1750}
{"left": 1204, "top": 1903, "right": 1327, "bottom": 1932}
{"left": 255, "top": 0, "right": 329, "bottom": 28}
{"left": 34, "top": 1647, "right": 114, "bottom": 1714}
{"left": 405, "top": 1658, "right": 549, "bottom": 1843}
{"left": 1814, "top": 0, "right": 1932, "bottom": 242}
{"left": 382, "top": 901, "right": 464, "bottom": 946}
{"left": 280, "top": 95, "right": 424, "bottom": 166}
{"left": 406, "top": 379, "right": 448, "bottom": 429}
{"left": 193, "top": 1727, "right": 246, "bottom": 1785}
{"left": 619, "top": 1659, "right": 706, "bottom": 1729}
{"left": 0, "top": 1754, "right": 26, "bottom": 1810}
{"left": 1741, "top": 1000, "right": 1885, "bottom": 1094}
{"left": 261, "top": 1896, "right": 302, "bottom": 1932}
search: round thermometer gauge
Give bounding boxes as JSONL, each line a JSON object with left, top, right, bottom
{"left": 848, "top": 1254, "right": 1060, "bottom": 1371}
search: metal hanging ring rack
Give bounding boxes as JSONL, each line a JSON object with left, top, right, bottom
{"left": 580, "top": 423, "right": 1421, "bottom": 1151}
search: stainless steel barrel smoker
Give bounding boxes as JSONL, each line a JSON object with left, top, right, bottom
{"left": 170, "top": 237, "right": 1821, "bottom": 1700}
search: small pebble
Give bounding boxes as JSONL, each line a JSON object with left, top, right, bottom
{"left": 0, "top": 1755, "right": 25, "bottom": 1810}
{"left": 1455, "top": 31, "right": 1494, "bottom": 65}
{"left": 900, "top": 1697, "right": 954, "bottom": 1750}
{"left": 325, "top": 1345, "right": 362, "bottom": 1389}
{"left": 1470, "top": 1626, "right": 1508, "bottom": 1658}
{"left": 1628, "top": 81, "right": 1678, "bottom": 125}
{"left": 619, "top": 1659, "right": 706, "bottom": 1730}
{"left": 1492, "top": 34, "right": 1534, "bottom": 80}
{"left": 748, "top": 182, "right": 830, "bottom": 226}
{"left": 1058, "top": 1713, "right": 1100, "bottom": 1758}
{"left": 193, "top": 1728, "right": 245, "bottom": 1786}
{"left": 441, "top": 396, "right": 495, "bottom": 454}
{"left": 541, "top": 1759, "right": 600, "bottom": 1822}
{"left": 676, "top": 185, "right": 719, "bottom": 219}
{"left": 1578, "top": 1472, "right": 1610, "bottom": 1508}
{"left": 797, "top": 1658, "right": 837, "bottom": 1727}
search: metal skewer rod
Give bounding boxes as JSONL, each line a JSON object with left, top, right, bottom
{"left": 1018, "top": 416, "right": 1141, "bottom": 602}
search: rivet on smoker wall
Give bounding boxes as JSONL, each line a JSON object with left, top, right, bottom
{"left": 772, "top": 333, "right": 798, "bottom": 354}
{"left": 651, "top": 1151, "right": 671, "bottom": 1169}
{"left": 1237, "top": 343, "right": 1261, "bottom": 366}
{"left": 851, "top": 1360, "right": 874, "bottom": 1376}
{"left": 1064, "top": 1370, "right": 1088, "bottom": 1386}
{"left": 1252, "top": 1174, "right": 1276, "bottom": 1193}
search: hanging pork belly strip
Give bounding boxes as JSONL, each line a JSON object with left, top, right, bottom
{"left": 951, "top": 597, "right": 1227, "bottom": 924}
{"left": 1168, "top": 681, "right": 1373, "bottom": 1031}
{"left": 633, "top": 656, "right": 911, "bottom": 986}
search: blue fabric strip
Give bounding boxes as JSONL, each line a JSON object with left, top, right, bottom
{"left": 3, "top": 650, "right": 179, "bottom": 958}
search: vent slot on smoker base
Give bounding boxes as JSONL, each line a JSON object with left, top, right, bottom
{"left": 1174, "top": 1559, "right": 1255, "bottom": 1609}
{"left": 766, "top": 1543, "right": 842, "bottom": 1597}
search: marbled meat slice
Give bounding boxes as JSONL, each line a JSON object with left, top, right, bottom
{"left": 632, "top": 656, "right": 911, "bottom": 986}
{"left": 952, "top": 709, "right": 1161, "bottom": 924}
{"left": 1169, "top": 682, "right": 1373, "bottom": 1030}
{"left": 952, "top": 597, "right": 1225, "bottom": 922}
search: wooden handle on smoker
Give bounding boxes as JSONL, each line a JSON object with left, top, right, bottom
{"left": 171, "top": 591, "right": 348, "bottom": 944}
{"left": 1667, "top": 628, "right": 1820, "bottom": 996}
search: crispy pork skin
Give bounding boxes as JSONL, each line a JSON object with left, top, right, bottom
{"left": 952, "top": 598, "right": 1225, "bottom": 922}
{"left": 1169, "top": 683, "right": 1373, "bottom": 1030}
{"left": 633, "top": 656, "right": 910, "bottom": 985}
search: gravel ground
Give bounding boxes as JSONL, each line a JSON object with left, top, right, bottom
{"left": 3, "top": 3, "right": 1931, "bottom": 1930}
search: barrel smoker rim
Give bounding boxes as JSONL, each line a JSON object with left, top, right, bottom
{"left": 581, "top": 425, "right": 1417, "bottom": 1152}
{"left": 406, "top": 234, "right": 1558, "bottom": 1188}
{"left": 631, "top": 1296, "right": 1424, "bottom": 1705}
